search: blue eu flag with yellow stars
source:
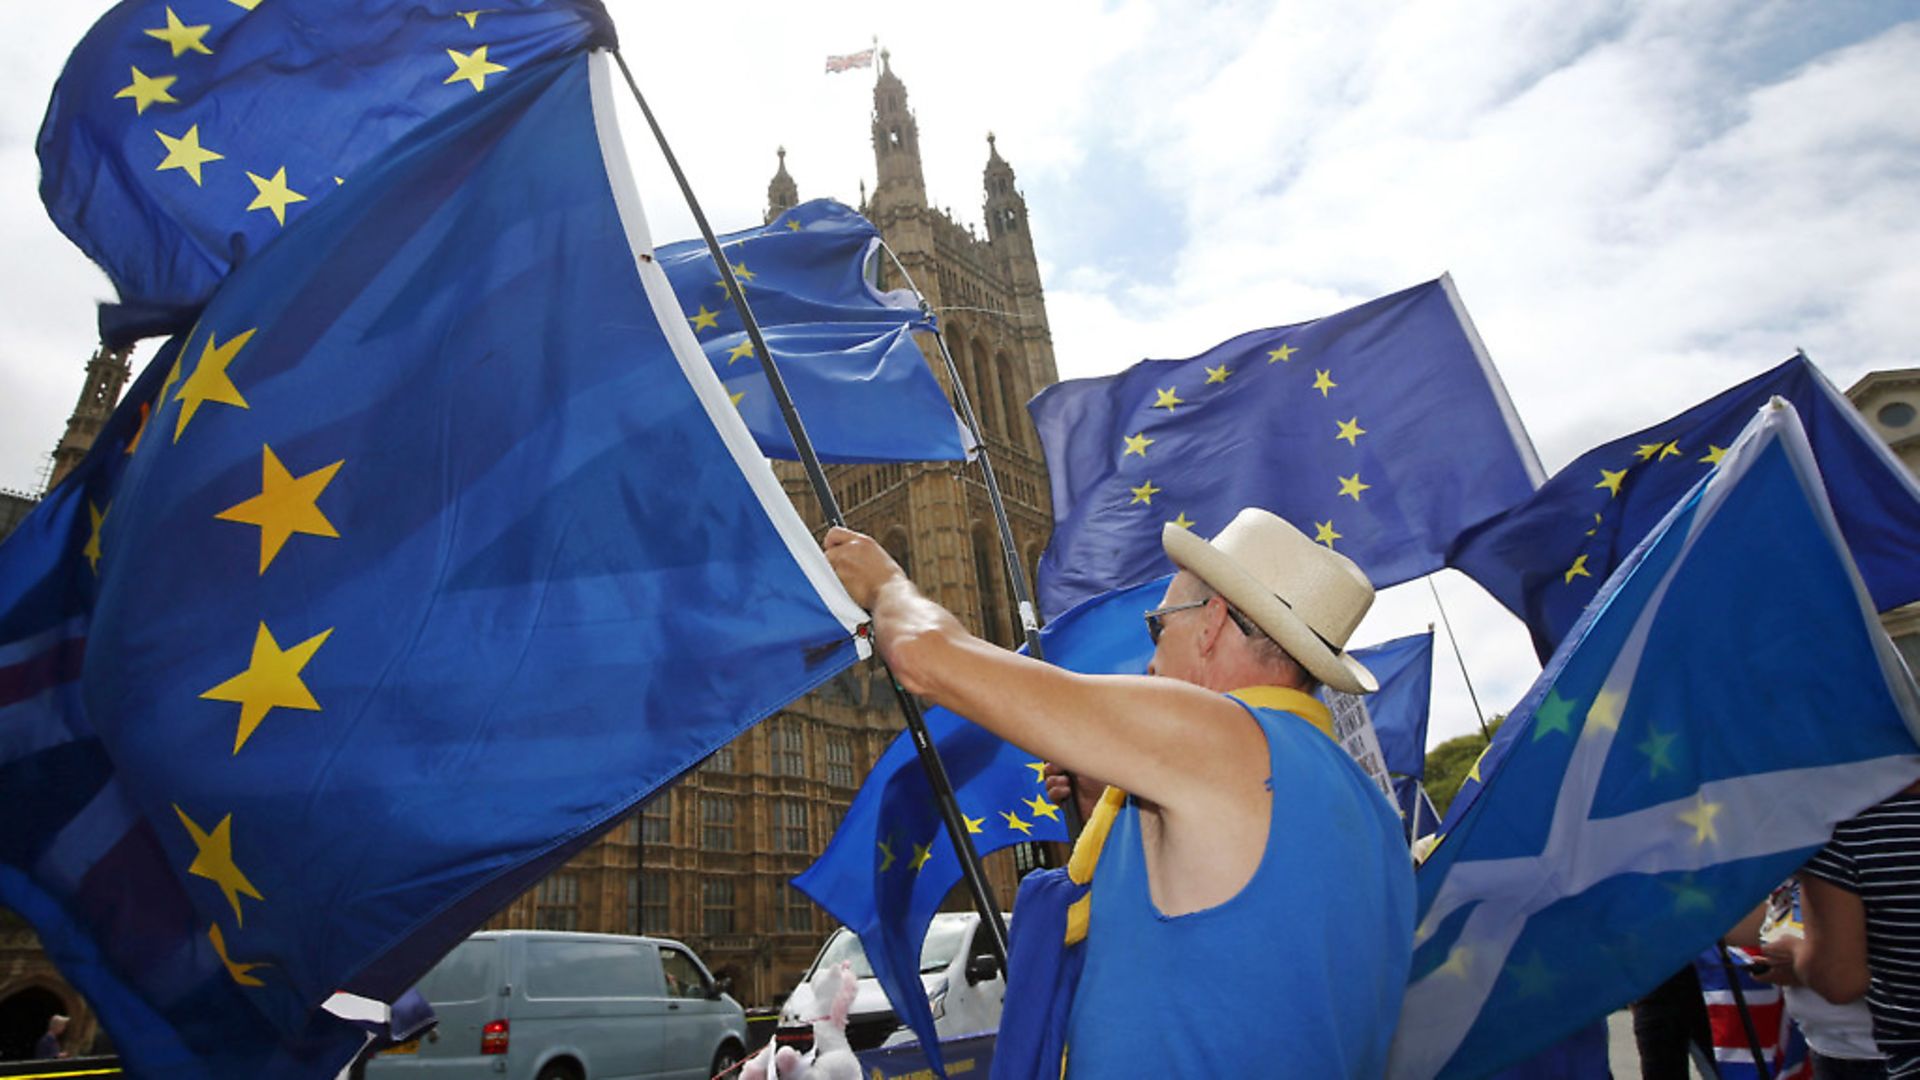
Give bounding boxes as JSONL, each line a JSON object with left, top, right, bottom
{"left": 38, "top": 0, "right": 614, "bottom": 344}
{"left": 1388, "top": 401, "right": 1920, "bottom": 1079}
{"left": 657, "top": 198, "right": 970, "bottom": 464}
{"left": 2, "top": 50, "right": 865, "bottom": 1077}
{"left": 1031, "top": 275, "right": 1543, "bottom": 620}
{"left": 793, "top": 576, "right": 1164, "bottom": 1077}
{"left": 1345, "top": 631, "right": 1435, "bottom": 781}
{"left": 1448, "top": 353, "right": 1920, "bottom": 661}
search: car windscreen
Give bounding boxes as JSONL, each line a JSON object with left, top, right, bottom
{"left": 917, "top": 919, "right": 970, "bottom": 974}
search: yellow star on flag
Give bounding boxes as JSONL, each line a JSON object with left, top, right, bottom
{"left": 1152, "top": 387, "right": 1182, "bottom": 411}
{"left": 1586, "top": 689, "right": 1625, "bottom": 733}
{"left": 1658, "top": 441, "right": 1682, "bottom": 460}
{"left": 146, "top": 7, "right": 213, "bottom": 57}
{"left": 1508, "top": 950, "right": 1559, "bottom": 999}
{"left": 1634, "top": 443, "right": 1664, "bottom": 461}
{"left": 1335, "top": 417, "right": 1366, "bottom": 446}
{"left": 230, "top": 0, "right": 262, "bottom": 9}
{"left": 731, "top": 261, "right": 757, "bottom": 283}
{"left": 1438, "top": 945, "right": 1474, "bottom": 979}
{"left": 173, "top": 806, "right": 264, "bottom": 924}
{"left": 910, "top": 842, "right": 933, "bottom": 872}
{"left": 1637, "top": 728, "right": 1679, "bottom": 777}
{"left": 215, "top": 445, "right": 344, "bottom": 573}
{"left": 1679, "top": 795, "right": 1723, "bottom": 845}
{"left": 155, "top": 125, "right": 223, "bottom": 186}
{"left": 1122, "top": 432, "right": 1152, "bottom": 457}
{"left": 202, "top": 621, "right": 334, "bottom": 754}
{"left": 1025, "top": 761, "right": 1048, "bottom": 783}
{"left": 785, "top": 219, "right": 803, "bottom": 231}
{"left": 1337, "top": 473, "right": 1369, "bottom": 501}
{"left": 728, "top": 390, "right": 746, "bottom": 408}
{"left": 444, "top": 46, "right": 508, "bottom": 92}
{"left": 1023, "top": 794, "right": 1060, "bottom": 821}
{"left": 1313, "top": 520, "right": 1341, "bottom": 548}
{"left": 1466, "top": 747, "right": 1489, "bottom": 784}
{"left": 455, "top": 9, "right": 488, "bottom": 28}
{"left": 1170, "top": 512, "right": 1194, "bottom": 530}
{"left": 1312, "top": 369, "right": 1337, "bottom": 397}
{"left": 876, "top": 837, "right": 896, "bottom": 872}
{"left": 963, "top": 814, "right": 985, "bottom": 835}
{"left": 1563, "top": 554, "right": 1591, "bottom": 585}
{"left": 116, "top": 66, "right": 179, "bottom": 114}
{"left": 245, "top": 167, "right": 307, "bottom": 226}
{"left": 174, "top": 328, "right": 255, "bottom": 440}
{"left": 1204, "top": 364, "right": 1230, "bottom": 384}
{"left": 1267, "top": 344, "right": 1296, "bottom": 363}
{"left": 726, "top": 340, "right": 755, "bottom": 365}
{"left": 1596, "top": 468, "right": 1627, "bottom": 497}
{"left": 1129, "top": 480, "right": 1160, "bottom": 505}
{"left": 1532, "top": 689, "right": 1577, "bottom": 740}
{"left": 83, "top": 501, "right": 108, "bottom": 576}
{"left": 1586, "top": 512, "right": 1603, "bottom": 537}
{"left": 1664, "top": 876, "right": 1716, "bottom": 914}
{"left": 1699, "top": 444, "right": 1727, "bottom": 465}
{"left": 209, "top": 924, "right": 266, "bottom": 987}
{"left": 1001, "top": 810, "right": 1033, "bottom": 835}
{"left": 688, "top": 305, "right": 720, "bottom": 332}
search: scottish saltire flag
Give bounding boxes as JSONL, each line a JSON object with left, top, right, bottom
{"left": 1349, "top": 631, "right": 1436, "bottom": 780}
{"left": 656, "top": 199, "right": 969, "bottom": 463}
{"left": 1388, "top": 400, "right": 1920, "bottom": 1078}
{"left": 38, "top": 0, "right": 614, "bottom": 344}
{"left": 794, "top": 576, "right": 1162, "bottom": 1075}
{"left": 1395, "top": 778, "right": 1441, "bottom": 845}
{"left": 1032, "top": 276, "right": 1543, "bottom": 619}
{"left": 1448, "top": 354, "right": 1920, "bottom": 661}
{"left": 2, "top": 50, "right": 864, "bottom": 1076}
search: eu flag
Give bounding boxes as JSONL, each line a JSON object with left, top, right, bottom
{"left": 1448, "top": 353, "right": 1920, "bottom": 661}
{"left": 1345, "top": 631, "right": 1436, "bottom": 781}
{"left": 2, "top": 50, "right": 864, "bottom": 1076}
{"left": 657, "top": 199, "right": 970, "bottom": 464}
{"left": 1032, "top": 276, "right": 1543, "bottom": 620}
{"left": 38, "top": 0, "right": 614, "bottom": 345}
{"left": 1388, "top": 400, "right": 1920, "bottom": 1078}
{"left": 792, "top": 577, "right": 1163, "bottom": 1076}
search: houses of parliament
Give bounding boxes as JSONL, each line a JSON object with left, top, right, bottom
{"left": 0, "top": 51, "right": 1063, "bottom": 1048}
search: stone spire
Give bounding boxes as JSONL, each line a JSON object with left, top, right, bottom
{"left": 765, "top": 146, "right": 798, "bottom": 223}
{"left": 982, "top": 132, "right": 1028, "bottom": 247}
{"left": 48, "top": 342, "right": 132, "bottom": 491}
{"left": 869, "top": 50, "right": 926, "bottom": 208}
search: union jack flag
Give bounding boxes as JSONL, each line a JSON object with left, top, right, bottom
{"left": 1695, "top": 946, "right": 1812, "bottom": 1080}
{"left": 825, "top": 47, "right": 875, "bottom": 73}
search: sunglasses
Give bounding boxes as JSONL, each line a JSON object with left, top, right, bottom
{"left": 1143, "top": 597, "right": 1265, "bottom": 645}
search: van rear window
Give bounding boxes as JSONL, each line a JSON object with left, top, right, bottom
{"left": 417, "top": 939, "right": 498, "bottom": 1005}
{"left": 526, "top": 939, "right": 666, "bottom": 999}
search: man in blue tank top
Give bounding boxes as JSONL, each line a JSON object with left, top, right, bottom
{"left": 826, "top": 507, "right": 1414, "bottom": 1076}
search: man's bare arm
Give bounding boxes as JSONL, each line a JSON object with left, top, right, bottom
{"left": 825, "top": 528, "right": 1268, "bottom": 811}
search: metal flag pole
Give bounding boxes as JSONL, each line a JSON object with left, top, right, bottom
{"left": 1426, "top": 585, "right": 1492, "bottom": 740}
{"left": 611, "top": 52, "right": 1009, "bottom": 965}
{"left": 875, "top": 240, "right": 1087, "bottom": 838}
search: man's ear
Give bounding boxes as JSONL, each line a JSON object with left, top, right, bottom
{"left": 1195, "top": 596, "right": 1229, "bottom": 655}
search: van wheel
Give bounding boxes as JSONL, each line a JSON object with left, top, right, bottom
{"left": 711, "top": 1041, "right": 745, "bottom": 1077}
{"left": 535, "top": 1062, "right": 581, "bottom": 1080}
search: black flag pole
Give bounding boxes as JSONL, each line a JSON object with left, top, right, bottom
{"left": 611, "top": 51, "right": 1010, "bottom": 965}
{"left": 876, "top": 240, "right": 1088, "bottom": 839}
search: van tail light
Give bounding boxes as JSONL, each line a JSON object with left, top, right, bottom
{"left": 480, "top": 1019, "right": 509, "bottom": 1055}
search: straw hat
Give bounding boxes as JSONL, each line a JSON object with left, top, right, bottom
{"left": 1161, "top": 508, "right": 1378, "bottom": 694}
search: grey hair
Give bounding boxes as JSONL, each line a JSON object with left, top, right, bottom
{"left": 1193, "top": 586, "right": 1321, "bottom": 695}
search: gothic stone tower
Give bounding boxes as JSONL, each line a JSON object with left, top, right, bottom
{"left": 489, "top": 54, "right": 1062, "bottom": 1009}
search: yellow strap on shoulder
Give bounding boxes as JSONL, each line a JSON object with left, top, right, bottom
{"left": 1228, "top": 684, "right": 1334, "bottom": 740}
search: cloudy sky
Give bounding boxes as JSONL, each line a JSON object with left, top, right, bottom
{"left": 2, "top": 1, "right": 1916, "bottom": 748}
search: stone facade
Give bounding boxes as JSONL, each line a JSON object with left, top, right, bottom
{"left": 1848, "top": 368, "right": 1920, "bottom": 673}
{"left": 484, "top": 52, "right": 1063, "bottom": 1009}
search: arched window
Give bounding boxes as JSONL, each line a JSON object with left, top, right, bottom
{"left": 881, "top": 526, "right": 914, "bottom": 580}
{"left": 972, "top": 336, "right": 1000, "bottom": 438}
{"left": 972, "top": 523, "right": 1008, "bottom": 646}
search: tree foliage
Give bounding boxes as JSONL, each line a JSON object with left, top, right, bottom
{"left": 1424, "top": 714, "right": 1504, "bottom": 817}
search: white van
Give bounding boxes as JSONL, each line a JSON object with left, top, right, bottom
{"left": 774, "top": 913, "right": 1010, "bottom": 1052}
{"left": 366, "top": 930, "right": 748, "bottom": 1080}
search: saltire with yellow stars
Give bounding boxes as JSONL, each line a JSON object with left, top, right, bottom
{"left": 655, "top": 198, "right": 969, "bottom": 463}
{"left": 794, "top": 574, "right": 1167, "bottom": 1078}
{"left": 38, "top": 0, "right": 614, "bottom": 345}
{"left": 1447, "top": 352, "right": 1920, "bottom": 662}
{"left": 2, "top": 51, "right": 866, "bottom": 1077}
{"left": 1030, "top": 275, "right": 1543, "bottom": 620}
{"left": 1388, "top": 401, "right": 1920, "bottom": 1079}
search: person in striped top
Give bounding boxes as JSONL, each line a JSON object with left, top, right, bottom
{"left": 1770, "top": 781, "right": 1920, "bottom": 1080}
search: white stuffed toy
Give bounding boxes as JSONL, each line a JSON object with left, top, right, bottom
{"left": 738, "top": 960, "right": 860, "bottom": 1080}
